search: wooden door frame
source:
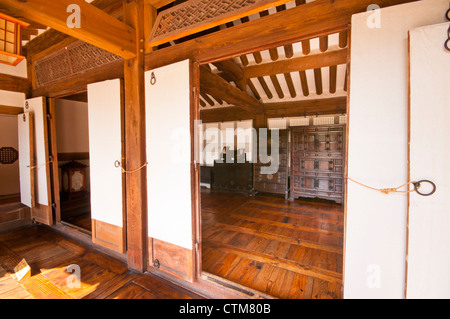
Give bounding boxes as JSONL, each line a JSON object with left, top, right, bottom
{"left": 190, "top": 36, "right": 350, "bottom": 297}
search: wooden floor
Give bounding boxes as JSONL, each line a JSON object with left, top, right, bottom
{"left": 0, "top": 225, "right": 202, "bottom": 299}
{"left": 201, "top": 189, "right": 344, "bottom": 299}
{"left": 60, "top": 195, "right": 92, "bottom": 231}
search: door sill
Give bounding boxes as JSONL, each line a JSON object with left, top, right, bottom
{"left": 60, "top": 220, "right": 91, "bottom": 235}
{"left": 52, "top": 221, "right": 128, "bottom": 264}
{"left": 201, "top": 271, "right": 275, "bottom": 299}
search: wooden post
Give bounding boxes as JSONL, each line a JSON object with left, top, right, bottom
{"left": 123, "top": 0, "right": 147, "bottom": 272}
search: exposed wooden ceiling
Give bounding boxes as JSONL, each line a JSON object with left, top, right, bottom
{"left": 5, "top": 0, "right": 412, "bottom": 120}
{"left": 199, "top": 32, "right": 348, "bottom": 111}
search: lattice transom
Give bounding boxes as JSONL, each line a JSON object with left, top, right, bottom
{"left": 34, "top": 40, "right": 122, "bottom": 86}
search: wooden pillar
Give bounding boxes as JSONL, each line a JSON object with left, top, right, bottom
{"left": 123, "top": 0, "right": 147, "bottom": 272}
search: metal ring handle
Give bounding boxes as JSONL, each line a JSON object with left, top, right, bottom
{"left": 446, "top": 8, "right": 450, "bottom": 21}
{"left": 445, "top": 38, "right": 450, "bottom": 52}
{"left": 150, "top": 72, "right": 156, "bottom": 85}
{"left": 114, "top": 160, "right": 121, "bottom": 168}
{"left": 413, "top": 180, "right": 436, "bottom": 196}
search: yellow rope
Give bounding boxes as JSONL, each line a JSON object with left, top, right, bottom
{"left": 114, "top": 160, "right": 148, "bottom": 174}
{"left": 345, "top": 175, "right": 418, "bottom": 194}
{"left": 28, "top": 161, "right": 53, "bottom": 169}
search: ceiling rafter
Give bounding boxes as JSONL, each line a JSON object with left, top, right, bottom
{"left": 200, "top": 65, "right": 264, "bottom": 114}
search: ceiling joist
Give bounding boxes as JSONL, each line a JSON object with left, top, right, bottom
{"left": 243, "top": 48, "right": 348, "bottom": 78}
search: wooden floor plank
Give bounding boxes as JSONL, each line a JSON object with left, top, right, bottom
{"left": 0, "top": 225, "right": 203, "bottom": 299}
{"left": 201, "top": 189, "right": 343, "bottom": 299}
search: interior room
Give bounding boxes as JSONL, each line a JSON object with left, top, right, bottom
{"left": 54, "top": 96, "right": 91, "bottom": 232}
{"left": 198, "top": 33, "right": 347, "bottom": 298}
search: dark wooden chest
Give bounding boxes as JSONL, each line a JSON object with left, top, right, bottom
{"left": 290, "top": 125, "right": 345, "bottom": 204}
{"left": 253, "top": 129, "right": 289, "bottom": 198}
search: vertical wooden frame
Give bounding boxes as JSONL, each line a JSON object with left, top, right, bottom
{"left": 342, "top": 23, "right": 351, "bottom": 298}
{"left": 124, "top": 0, "right": 147, "bottom": 272}
{"left": 47, "top": 98, "right": 61, "bottom": 223}
{"left": 191, "top": 60, "right": 201, "bottom": 280}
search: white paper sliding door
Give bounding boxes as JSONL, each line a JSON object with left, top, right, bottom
{"left": 87, "top": 79, "right": 125, "bottom": 253}
{"left": 23, "top": 97, "right": 53, "bottom": 225}
{"left": 145, "top": 60, "right": 195, "bottom": 280}
{"left": 18, "top": 112, "right": 34, "bottom": 208}
{"left": 407, "top": 23, "right": 450, "bottom": 298}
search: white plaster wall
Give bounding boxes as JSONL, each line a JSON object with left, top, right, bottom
{"left": 0, "top": 115, "right": 20, "bottom": 195}
{"left": 344, "top": 0, "right": 449, "bottom": 299}
{"left": 0, "top": 55, "right": 26, "bottom": 196}
{"left": 55, "top": 99, "right": 89, "bottom": 154}
{"left": 0, "top": 59, "right": 27, "bottom": 78}
{"left": 0, "top": 89, "right": 25, "bottom": 108}
{"left": 54, "top": 99, "right": 90, "bottom": 192}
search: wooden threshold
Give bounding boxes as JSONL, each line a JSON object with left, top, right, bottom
{"left": 51, "top": 222, "right": 127, "bottom": 265}
{"left": 201, "top": 271, "right": 275, "bottom": 299}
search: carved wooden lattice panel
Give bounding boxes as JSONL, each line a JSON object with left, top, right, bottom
{"left": 149, "top": 0, "right": 291, "bottom": 47}
{"left": 0, "top": 147, "right": 18, "bottom": 164}
{"left": 34, "top": 40, "right": 122, "bottom": 87}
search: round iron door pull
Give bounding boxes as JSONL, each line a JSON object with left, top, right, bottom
{"left": 413, "top": 180, "right": 436, "bottom": 196}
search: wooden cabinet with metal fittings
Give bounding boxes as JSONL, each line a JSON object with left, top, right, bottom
{"left": 289, "top": 124, "right": 345, "bottom": 204}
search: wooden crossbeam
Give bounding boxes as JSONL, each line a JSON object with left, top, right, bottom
{"left": 0, "top": 74, "right": 31, "bottom": 95}
{"left": 243, "top": 49, "right": 348, "bottom": 79}
{"left": 200, "top": 66, "right": 263, "bottom": 114}
{"left": 264, "top": 96, "right": 347, "bottom": 118}
{"left": 2, "top": 0, "right": 136, "bottom": 59}
{"left": 145, "top": 0, "right": 176, "bottom": 9}
{"left": 200, "top": 97, "right": 347, "bottom": 123}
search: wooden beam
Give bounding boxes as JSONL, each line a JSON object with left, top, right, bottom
{"left": 123, "top": 0, "right": 147, "bottom": 272}
{"left": 0, "top": 105, "right": 23, "bottom": 115}
{"left": 200, "top": 66, "right": 263, "bottom": 114}
{"left": 3, "top": 0, "right": 136, "bottom": 59}
{"left": 0, "top": 74, "right": 31, "bottom": 95}
{"left": 148, "top": 0, "right": 293, "bottom": 47}
{"left": 200, "top": 106, "right": 255, "bottom": 123}
{"left": 145, "top": 0, "right": 176, "bottom": 9}
{"left": 264, "top": 96, "right": 347, "bottom": 118}
{"left": 145, "top": 0, "right": 417, "bottom": 70}
{"left": 25, "top": 0, "right": 125, "bottom": 58}
{"left": 200, "top": 96, "right": 347, "bottom": 123}
{"left": 243, "top": 49, "right": 347, "bottom": 79}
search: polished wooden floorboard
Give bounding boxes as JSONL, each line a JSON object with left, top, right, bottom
{"left": 0, "top": 225, "right": 202, "bottom": 299}
{"left": 60, "top": 196, "right": 92, "bottom": 231}
{"left": 201, "top": 189, "right": 344, "bottom": 299}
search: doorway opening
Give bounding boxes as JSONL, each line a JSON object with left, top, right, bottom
{"left": 197, "top": 31, "right": 348, "bottom": 298}
{"left": 53, "top": 93, "right": 92, "bottom": 233}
